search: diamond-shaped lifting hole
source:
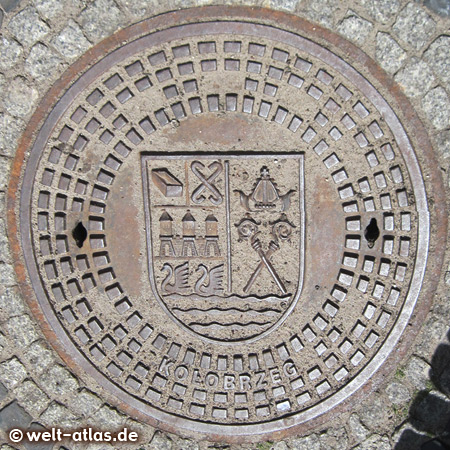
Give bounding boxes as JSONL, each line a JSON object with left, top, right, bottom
{"left": 72, "top": 221, "right": 87, "bottom": 248}
{"left": 364, "top": 218, "right": 380, "bottom": 248}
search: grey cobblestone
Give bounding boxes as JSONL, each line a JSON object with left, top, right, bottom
{"left": 375, "top": 32, "right": 407, "bottom": 75}
{"left": 0, "top": 113, "right": 24, "bottom": 157}
{"left": 414, "top": 317, "right": 449, "bottom": 359}
{"left": 424, "top": 35, "right": 450, "bottom": 89}
{"left": 5, "top": 314, "right": 40, "bottom": 347}
{"left": 318, "top": 427, "right": 348, "bottom": 450}
{"left": 348, "top": 413, "right": 369, "bottom": 443}
{"left": 51, "top": 19, "right": 92, "bottom": 61}
{"left": 25, "top": 43, "right": 65, "bottom": 82}
{"left": 3, "top": 77, "right": 39, "bottom": 118}
{"left": 385, "top": 381, "right": 412, "bottom": 404}
{"left": 0, "top": 0, "right": 22, "bottom": 13}
{"left": 70, "top": 389, "right": 102, "bottom": 417}
{"left": 290, "top": 433, "right": 321, "bottom": 450}
{"left": 270, "top": 0, "right": 298, "bottom": 11}
{"left": 393, "top": 3, "right": 436, "bottom": 50}
{"left": 39, "top": 365, "right": 79, "bottom": 397}
{"left": 305, "top": 0, "right": 336, "bottom": 27}
{"left": 0, "top": 287, "right": 26, "bottom": 318}
{"left": 424, "top": 0, "right": 450, "bottom": 17}
{"left": 394, "top": 57, "right": 435, "bottom": 97}
{"left": 89, "top": 405, "right": 126, "bottom": 429}
{"left": 39, "top": 402, "right": 79, "bottom": 428}
{"left": 352, "top": 434, "right": 391, "bottom": 450}
{"left": 410, "top": 390, "right": 450, "bottom": 435}
{"left": 22, "top": 340, "right": 55, "bottom": 375}
{"left": 0, "top": 160, "right": 10, "bottom": 193}
{"left": 0, "top": 357, "right": 27, "bottom": 389}
{"left": 436, "top": 130, "right": 450, "bottom": 159}
{"left": 149, "top": 431, "right": 173, "bottom": 450}
{"left": 0, "top": 262, "right": 16, "bottom": 286}
{"left": 14, "top": 380, "right": 49, "bottom": 416}
{"left": 32, "top": 0, "right": 69, "bottom": 19}
{"left": 0, "top": 400, "right": 32, "bottom": 429}
{"left": 7, "top": 6, "right": 50, "bottom": 47}
{"left": 337, "top": 10, "right": 373, "bottom": 45}
{"left": 422, "top": 86, "right": 450, "bottom": 130}
{"left": 0, "top": 37, "right": 22, "bottom": 71}
{"left": 78, "top": 0, "right": 124, "bottom": 43}
{"left": 405, "top": 356, "right": 432, "bottom": 390}
{"left": 357, "top": 394, "right": 393, "bottom": 432}
{"left": 359, "top": 0, "right": 401, "bottom": 24}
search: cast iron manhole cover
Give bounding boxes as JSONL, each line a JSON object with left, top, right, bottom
{"left": 8, "top": 6, "right": 446, "bottom": 442}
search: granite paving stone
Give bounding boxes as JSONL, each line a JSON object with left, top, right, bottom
{"left": 38, "top": 365, "right": 79, "bottom": 397}
{"left": 348, "top": 413, "right": 369, "bottom": 443}
{"left": 0, "top": 400, "right": 32, "bottom": 430}
{"left": 0, "top": 113, "right": 24, "bottom": 157}
{"left": 22, "top": 341, "right": 55, "bottom": 375}
{"left": 5, "top": 314, "right": 40, "bottom": 348}
{"left": 0, "top": 0, "right": 21, "bottom": 13}
{"left": 385, "top": 380, "right": 412, "bottom": 405}
{"left": 0, "top": 287, "right": 26, "bottom": 318}
{"left": 270, "top": 0, "right": 298, "bottom": 11}
{"left": 0, "top": 161, "right": 10, "bottom": 194}
{"left": 70, "top": 389, "right": 102, "bottom": 417}
{"left": 88, "top": 405, "right": 126, "bottom": 430}
{"left": 318, "top": 427, "right": 348, "bottom": 450}
{"left": 24, "top": 43, "right": 65, "bottom": 83}
{"left": 410, "top": 390, "right": 450, "bottom": 435}
{"left": 375, "top": 32, "right": 407, "bottom": 75}
{"left": 359, "top": 0, "right": 401, "bottom": 24}
{"left": 78, "top": 0, "right": 124, "bottom": 43}
{"left": 424, "top": 0, "right": 450, "bottom": 17}
{"left": 357, "top": 394, "right": 394, "bottom": 432}
{"left": 0, "top": 382, "right": 7, "bottom": 402}
{"left": 148, "top": 430, "right": 173, "bottom": 450}
{"left": 14, "top": 380, "right": 49, "bottom": 416}
{"left": 422, "top": 86, "right": 450, "bottom": 130}
{"left": 393, "top": 3, "right": 437, "bottom": 50}
{"left": 51, "top": 20, "right": 92, "bottom": 61}
{"left": 32, "top": 0, "right": 66, "bottom": 19}
{"left": 3, "top": 77, "right": 39, "bottom": 118}
{"left": 305, "top": 0, "right": 336, "bottom": 27}
{"left": 39, "top": 402, "right": 78, "bottom": 428}
{"left": 436, "top": 130, "right": 450, "bottom": 159}
{"left": 0, "top": 37, "right": 22, "bottom": 72}
{"left": 405, "top": 355, "right": 432, "bottom": 390}
{"left": 0, "top": 262, "right": 16, "bottom": 286}
{"left": 337, "top": 10, "right": 373, "bottom": 45}
{"left": 120, "top": 0, "right": 163, "bottom": 17}
{"left": 7, "top": 7, "right": 50, "bottom": 47}
{"left": 0, "top": 357, "right": 27, "bottom": 389}
{"left": 424, "top": 35, "right": 450, "bottom": 89}
{"left": 352, "top": 434, "right": 392, "bottom": 450}
{"left": 394, "top": 57, "right": 435, "bottom": 97}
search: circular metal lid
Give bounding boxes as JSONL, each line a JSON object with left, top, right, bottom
{"left": 8, "top": 6, "right": 447, "bottom": 443}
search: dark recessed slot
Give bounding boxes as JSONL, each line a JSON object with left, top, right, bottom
{"left": 364, "top": 218, "right": 380, "bottom": 248}
{"left": 72, "top": 222, "right": 87, "bottom": 248}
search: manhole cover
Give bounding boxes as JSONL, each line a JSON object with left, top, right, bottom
{"left": 8, "top": 6, "right": 446, "bottom": 442}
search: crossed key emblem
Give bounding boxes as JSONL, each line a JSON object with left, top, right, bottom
{"left": 191, "top": 161, "right": 223, "bottom": 205}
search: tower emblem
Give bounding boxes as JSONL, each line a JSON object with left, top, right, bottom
{"left": 142, "top": 153, "right": 305, "bottom": 342}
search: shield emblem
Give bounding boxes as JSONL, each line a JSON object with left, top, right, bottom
{"left": 141, "top": 153, "right": 305, "bottom": 342}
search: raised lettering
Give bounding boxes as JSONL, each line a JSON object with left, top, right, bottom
{"left": 283, "top": 360, "right": 297, "bottom": 377}
{"left": 256, "top": 371, "right": 267, "bottom": 388}
{"left": 239, "top": 374, "right": 252, "bottom": 391}
{"left": 206, "top": 372, "right": 219, "bottom": 388}
{"left": 159, "top": 357, "right": 174, "bottom": 376}
{"left": 270, "top": 367, "right": 282, "bottom": 384}
{"left": 224, "top": 374, "right": 236, "bottom": 390}
{"left": 192, "top": 369, "right": 202, "bottom": 384}
{"left": 174, "top": 365, "right": 188, "bottom": 381}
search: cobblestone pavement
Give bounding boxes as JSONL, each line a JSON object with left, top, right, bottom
{"left": 0, "top": 0, "right": 449, "bottom": 449}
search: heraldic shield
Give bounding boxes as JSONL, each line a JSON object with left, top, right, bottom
{"left": 142, "top": 153, "right": 305, "bottom": 342}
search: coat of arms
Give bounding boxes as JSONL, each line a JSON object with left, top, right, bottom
{"left": 141, "top": 153, "right": 305, "bottom": 342}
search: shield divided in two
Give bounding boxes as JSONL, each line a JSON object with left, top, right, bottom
{"left": 141, "top": 153, "right": 305, "bottom": 342}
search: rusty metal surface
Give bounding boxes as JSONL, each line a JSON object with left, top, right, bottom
{"left": 7, "top": 6, "right": 447, "bottom": 443}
